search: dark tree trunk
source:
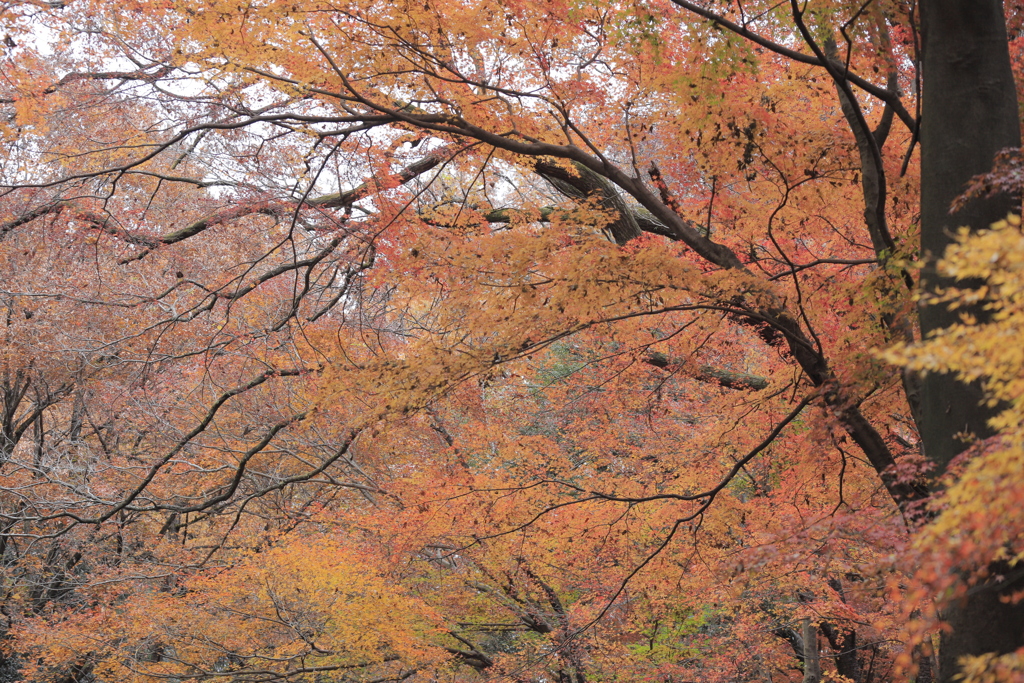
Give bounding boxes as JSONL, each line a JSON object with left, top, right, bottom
{"left": 919, "top": 1, "right": 1024, "bottom": 680}
{"left": 919, "top": 0, "right": 1019, "bottom": 472}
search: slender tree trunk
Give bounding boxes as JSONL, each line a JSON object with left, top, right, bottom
{"left": 801, "top": 618, "right": 821, "bottom": 683}
{"left": 919, "top": 1, "right": 1024, "bottom": 680}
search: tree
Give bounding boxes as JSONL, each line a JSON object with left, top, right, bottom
{"left": 916, "top": 0, "right": 1024, "bottom": 677}
{"left": 0, "top": 0, "right": 1020, "bottom": 681}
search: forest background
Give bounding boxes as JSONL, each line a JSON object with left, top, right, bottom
{"left": 0, "top": 0, "right": 1022, "bottom": 682}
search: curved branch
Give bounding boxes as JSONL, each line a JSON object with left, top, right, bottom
{"left": 667, "top": 0, "right": 916, "bottom": 133}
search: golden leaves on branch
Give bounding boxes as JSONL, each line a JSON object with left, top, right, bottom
{"left": 883, "top": 215, "right": 1024, "bottom": 683}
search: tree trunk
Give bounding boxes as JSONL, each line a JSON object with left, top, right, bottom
{"left": 919, "top": 1, "right": 1024, "bottom": 679}
{"left": 801, "top": 618, "right": 821, "bottom": 683}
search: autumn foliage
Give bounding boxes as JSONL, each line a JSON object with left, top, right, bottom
{"left": 0, "top": 0, "right": 1020, "bottom": 682}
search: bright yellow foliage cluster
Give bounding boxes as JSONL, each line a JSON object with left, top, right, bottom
{"left": 885, "top": 215, "right": 1024, "bottom": 682}
{"left": 19, "top": 536, "right": 448, "bottom": 683}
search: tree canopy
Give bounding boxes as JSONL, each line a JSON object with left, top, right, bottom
{"left": 0, "top": 1, "right": 1021, "bottom": 682}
